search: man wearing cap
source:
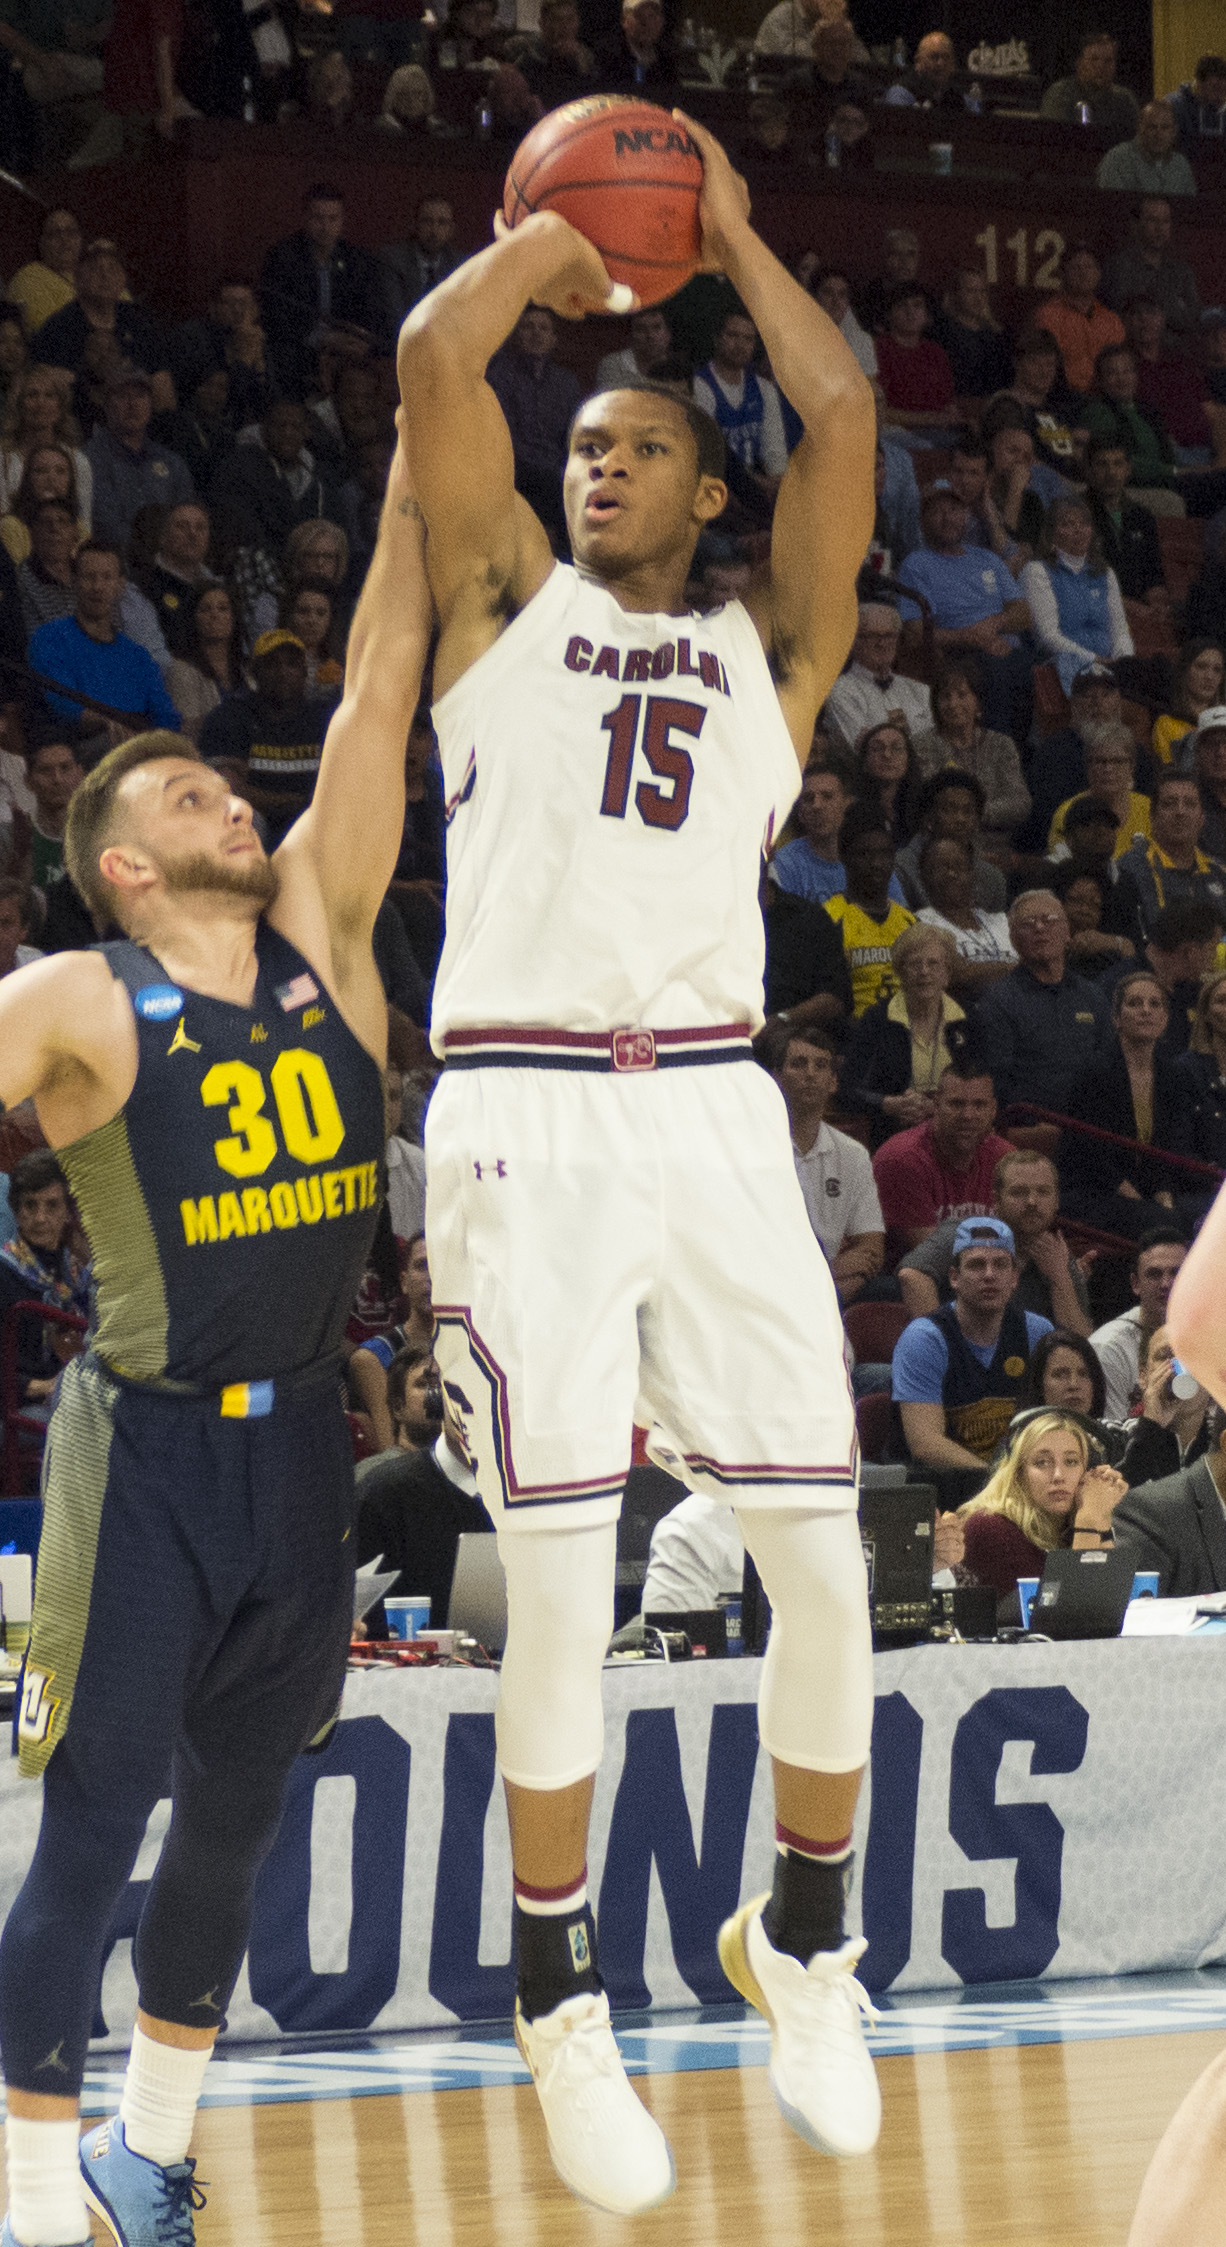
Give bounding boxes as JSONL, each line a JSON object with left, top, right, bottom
{"left": 86, "top": 365, "right": 195, "bottom": 552}
{"left": 198, "top": 628, "right": 336, "bottom": 843}
{"left": 1015, "top": 663, "right": 1129, "bottom": 854}
{"left": 823, "top": 601, "right": 932, "bottom": 753}
{"left": 896, "top": 485, "right": 1034, "bottom": 742}
{"left": 871, "top": 1062, "right": 1014, "bottom": 1259}
{"left": 31, "top": 240, "right": 174, "bottom": 413}
{"left": 892, "top": 1217, "right": 1053, "bottom": 1470}
{"left": 1188, "top": 708, "right": 1226, "bottom": 860}
{"left": 1050, "top": 794, "right": 1147, "bottom": 957}
{"left": 898, "top": 1147, "right": 1092, "bottom": 1332}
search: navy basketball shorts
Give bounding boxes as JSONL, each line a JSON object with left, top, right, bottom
{"left": 19, "top": 1351, "right": 357, "bottom": 1783}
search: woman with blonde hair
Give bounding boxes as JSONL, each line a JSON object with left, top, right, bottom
{"left": 1170, "top": 969, "right": 1226, "bottom": 1169}
{"left": 0, "top": 372, "right": 91, "bottom": 529}
{"left": 283, "top": 516, "right": 349, "bottom": 591}
{"left": 841, "top": 918, "right": 973, "bottom": 1147}
{"left": 377, "top": 63, "right": 448, "bottom": 133}
{"left": 960, "top": 1410, "right": 1127, "bottom": 1603}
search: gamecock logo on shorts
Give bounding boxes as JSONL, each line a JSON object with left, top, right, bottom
{"left": 612, "top": 1030, "right": 657, "bottom": 1073}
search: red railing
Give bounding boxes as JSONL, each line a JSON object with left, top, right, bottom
{"left": 1006, "top": 1105, "right": 1225, "bottom": 1188}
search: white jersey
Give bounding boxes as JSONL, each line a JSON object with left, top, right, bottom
{"left": 430, "top": 564, "right": 800, "bottom": 1045}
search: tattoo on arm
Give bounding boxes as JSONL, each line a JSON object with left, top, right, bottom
{"left": 397, "top": 497, "right": 425, "bottom": 522}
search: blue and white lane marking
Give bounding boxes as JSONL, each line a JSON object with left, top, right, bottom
{"left": 17, "top": 1978, "right": 1226, "bottom": 2116}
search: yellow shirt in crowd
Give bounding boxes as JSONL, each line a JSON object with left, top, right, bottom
{"left": 824, "top": 895, "right": 915, "bottom": 1015}
{"left": 1152, "top": 714, "right": 1193, "bottom": 767}
{"left": 1048, "top": 790, "right": 1151, "bottom": 857}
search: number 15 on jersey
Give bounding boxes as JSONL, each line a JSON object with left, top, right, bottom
{"left": 599, "top": 695, "right": 706, "bottom": 833}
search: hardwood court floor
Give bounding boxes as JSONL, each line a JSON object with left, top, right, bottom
{"left": 140, "top": 2028, "right": 1223, "bottom": 2247}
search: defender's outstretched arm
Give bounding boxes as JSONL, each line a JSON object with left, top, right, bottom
{"left": 277, "top": 430, "right": 432, "bottom": 953}
{"left": 679, "top": 115, "right": 877, "bottom": 765}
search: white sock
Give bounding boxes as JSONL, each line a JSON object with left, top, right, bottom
{"left": 118, "top": 2025, "right": 213, "bottom": 2169}
{"left": 3, "top": 2116, "right": 88, "bottom": 2247}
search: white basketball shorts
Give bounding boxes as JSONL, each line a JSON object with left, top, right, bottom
{"left": 424, "top": 1047, "right": 858, "bottom": 1532}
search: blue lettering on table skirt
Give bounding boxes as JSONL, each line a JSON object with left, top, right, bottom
{"left": 429, "top": 1711, "right": 518, "bottom": 2020}
{"left": 860, "top": 1691, "right": 925, "bottom": 1993}
{"left": 597, "top": 1702, "right": 761, "bottom": 2010}
{"left": 941, "top": 1686, "right": 1089, "bottom": 1983}
{"left": 247, "top": 1715, "right": 411, "bottom": 2033}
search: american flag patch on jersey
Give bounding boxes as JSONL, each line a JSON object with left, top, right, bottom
{"left": 276, "top": 973, "right": 319, "bottom": 1012}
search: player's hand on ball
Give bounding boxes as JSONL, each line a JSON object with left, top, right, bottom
{"left": 672, "top": 111, "right": 751, "bottom": 271}
{"left": 492, "top": 209, "right": 637, "bottom": 320}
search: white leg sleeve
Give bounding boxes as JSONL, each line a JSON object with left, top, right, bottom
{"left": 494, "top": 1522, "right": 618, "bottom": 1790}
{"left": 736, "top": 1507, "right": 874, "bottom": 1773}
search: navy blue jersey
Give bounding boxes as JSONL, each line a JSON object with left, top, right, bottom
{"left": 57, "top": 921, "right": 384, "bottom": 1389}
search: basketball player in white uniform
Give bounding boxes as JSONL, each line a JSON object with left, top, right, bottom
{"left": 400, "top": 115, "right": 878, "bottom": 2215}
{"left": 1126, "top": 1186, "right": 1226, "bottom": 2246}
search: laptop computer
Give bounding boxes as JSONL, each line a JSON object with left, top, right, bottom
{"left": 448, "top": 1532, "right": 508, "bottom": 1653}
{"left": 1032, "top": 1547, "right": 1137, "bottom": 1640}
{"left": 741, "top": 1478, "right": 940, "bottom": 1655}
{"left": 860, "top": 1482, "right": 937, "bottom": 1647}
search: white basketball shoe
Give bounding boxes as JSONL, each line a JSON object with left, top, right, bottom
{"left": 718, "top": 1897, "right": 881, "bottom": 2157}
{"left": 514, "top": 1989, "right": 676, "bottom": 2215}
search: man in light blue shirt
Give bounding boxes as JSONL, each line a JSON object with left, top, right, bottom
{"left": 770, "top": 762, "right": 907, "bottom": 907}
{"left": 28, "top": 541, "right": 181, "bottom": 750}
{"left": 897, "top": 485, "right": 1034, "bottom": 742}
{"left": 892, "top": 1215, "right": 1052, "bottom": 1470}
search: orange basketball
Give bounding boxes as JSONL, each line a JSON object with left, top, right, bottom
{"left": 502, "top": 96, "right": 703, "bottom": 309}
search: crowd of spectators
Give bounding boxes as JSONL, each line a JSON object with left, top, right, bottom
{"left": 0, "top": 9, "right": 1225, "bottom": 1634}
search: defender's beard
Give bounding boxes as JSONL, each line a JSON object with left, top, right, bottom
{"left": 160, "top": 848, "right": 281, "bottom": 910}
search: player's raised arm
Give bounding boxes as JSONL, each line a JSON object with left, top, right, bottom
{"left": 398, "top": 215, "right": 632, "bottom": 682}
{"left": 677, "top": 114, "right": 876, "bottom": 764}
{"left": 276, "top": 429, "right": 431, "bottom": 955}
{"left": 1167, "top": 1182, "right": 1226, "bottom": 1403}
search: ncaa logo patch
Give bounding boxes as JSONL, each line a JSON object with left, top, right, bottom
{"left": 568, "top": 1920, "right": 591, "bottom": 1973}
{"left": 134, "top": 983, "right": 185, "bottom": 1021}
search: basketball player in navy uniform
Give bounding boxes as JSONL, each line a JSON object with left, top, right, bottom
{"left": 0, "top": 436, "right": 429, "bottom": 2247}
{"left": 400, "top": 115, "right": 879, "bottom": 2213}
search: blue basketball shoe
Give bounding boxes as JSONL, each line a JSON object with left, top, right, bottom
{"left": 79, "top": 2119, "right": 206, "bottom": 2247}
